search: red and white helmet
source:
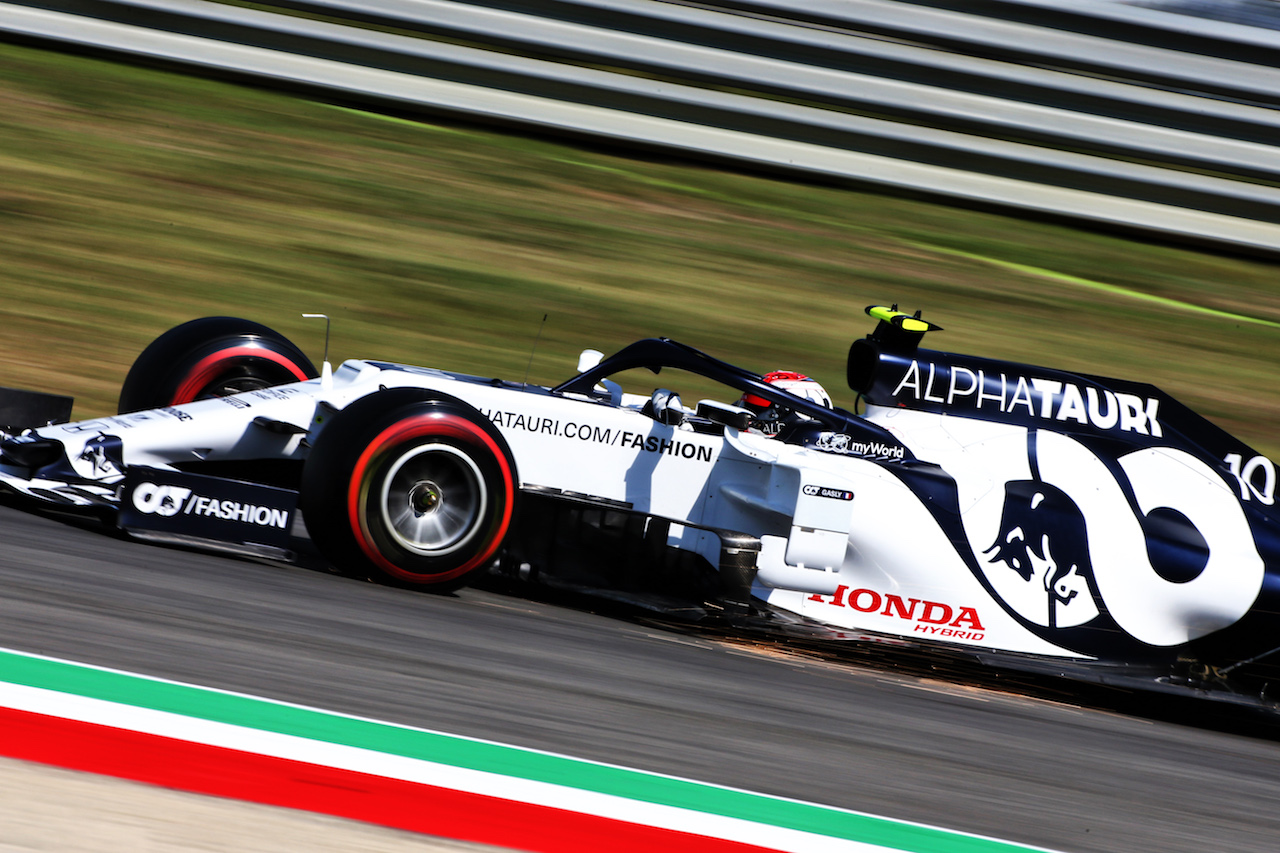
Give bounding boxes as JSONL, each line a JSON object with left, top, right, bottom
{"left": 739, "top": 371, "right": 832, "bottom": 422}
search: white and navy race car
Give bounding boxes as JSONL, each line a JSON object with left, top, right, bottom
{"left": 1, "top": 308, "right": 1277, "bottom": 706}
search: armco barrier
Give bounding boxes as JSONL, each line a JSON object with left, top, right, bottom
{"left": 3, "top": 0, "right": 1280, "bottom": 254}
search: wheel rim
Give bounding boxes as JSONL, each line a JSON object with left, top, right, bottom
{"left": 378, "top": 443, "right": 487, "bottom": 556}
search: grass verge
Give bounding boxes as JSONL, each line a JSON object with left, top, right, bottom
{"left": 0, "top": 41, "right": 1275, "bottom": 456}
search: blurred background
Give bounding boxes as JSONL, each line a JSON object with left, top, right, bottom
{"left": 1, "top": 0, "right": 1277, "bottom": 459}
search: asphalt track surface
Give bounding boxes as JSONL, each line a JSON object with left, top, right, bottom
{"left": 1, "top": 503, "right": 1279, "bottom": 853}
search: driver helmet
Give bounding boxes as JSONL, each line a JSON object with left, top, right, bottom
{"left": 739, "top": 371, "right": 832, "bottom": 433}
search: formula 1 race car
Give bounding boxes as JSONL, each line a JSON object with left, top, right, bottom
{"left": 1, "top": 308, "right": 1278, "bottom": 707}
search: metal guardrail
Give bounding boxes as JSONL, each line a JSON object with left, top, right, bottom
{"left": 256, "top": 0, "right": 1280, "bottom": 180}
{"left": 700, "top": 0, "right": 1280, "bottom": 103}
{"left": 3, "top": 0, "right": 1280, "bottom": 254}
{"left": 850, "top": 0, "right": 1280, "bottom": 65}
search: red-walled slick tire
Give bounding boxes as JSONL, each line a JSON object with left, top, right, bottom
{"left": 118, "top": 317, "right": 318, "bottom": 414}
{"left": 300, "top": 390, "right": 518, "bottom": 590}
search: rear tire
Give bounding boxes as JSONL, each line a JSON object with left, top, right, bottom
{"left": 118, "top": 317, "right": 318, "bottom": 414}
{"left": 300, "top": 390, "right": 517, "bottom": 590}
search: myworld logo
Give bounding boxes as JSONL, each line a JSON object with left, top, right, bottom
{"left": 813, "top": 432, "right": 905, "bottom": 459}
{"left": 131, "top": 482, "right": 289, "bottom": 529}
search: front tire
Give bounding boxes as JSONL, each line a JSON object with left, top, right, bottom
{"left": 300, "top": 390, "right": 517, "bottom": 590}
{"left": 118, "top": 317, "right": 318, "bottom": 414}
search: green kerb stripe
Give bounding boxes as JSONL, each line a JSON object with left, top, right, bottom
{"left": 0, "top": 649, "right": 1046, "bottom": 853}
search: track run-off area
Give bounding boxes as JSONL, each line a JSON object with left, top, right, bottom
{"left": 1, "top": 504, "right": 1279, "bottom": 852}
